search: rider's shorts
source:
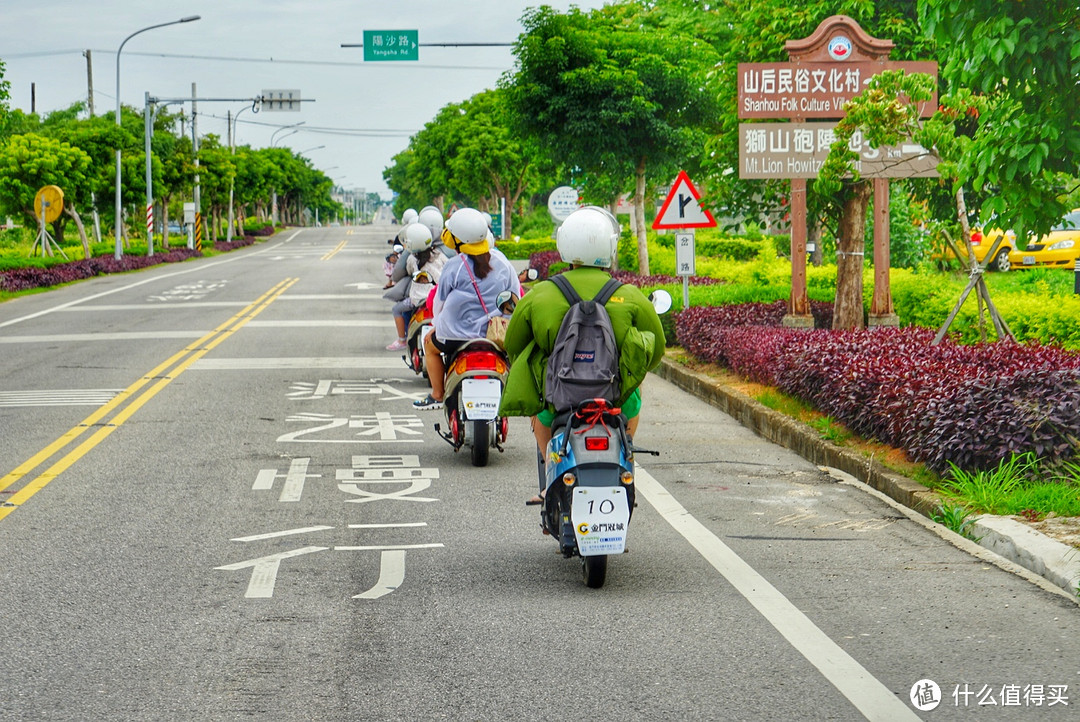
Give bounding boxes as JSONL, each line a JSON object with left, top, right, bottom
{"left": 430, "top": 333, "right": 467, "bottom": 358}
{"left": 536, "top": 387, "right": 641, "bottom": 427}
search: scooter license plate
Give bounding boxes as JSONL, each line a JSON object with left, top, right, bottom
{"left": 571, "top": 486, "right": 630, "bottom": 556}
{"left": 460, "top": 378, "right": 501, "bottom": 420}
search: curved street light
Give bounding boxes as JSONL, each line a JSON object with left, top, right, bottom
{"left": 270, "top": 121, "right": 306, "bottom": 147}
{"left": 114, "top": 15, "right": 201, "bottom": 260}
{"left": 227, "top": 99, "right": 261, "bottom": 243}
{"left": 297, "top": 145, "right": 325, "bottom": 156}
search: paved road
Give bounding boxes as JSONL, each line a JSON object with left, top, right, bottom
{"left": 0, "top": 225, "right": 1077, "bottom": 720}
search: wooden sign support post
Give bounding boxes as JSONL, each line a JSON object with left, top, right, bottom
{"left": 737, "top": 16, "right": 937, "bottom": 329}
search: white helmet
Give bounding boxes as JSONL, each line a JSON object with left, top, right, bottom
{"left": 401, "top": 208, "right": 418, "bottom": 225}
{"left": 481, "top": 211, "right": 493, "bottom": 228}
{"left": 556, "top": 206, "right": 620, "bottom": 268}
{"left": 444, "top": 208, "right": 489, "bottom": 248}
{"left": 419, "top": 205, "right": 440, "bottom": 215}
{"left": 403, "top": 222, "right": 433, "bottom": 252}
{"left": 417, "top": 207, "right": 444, "bottom": 241}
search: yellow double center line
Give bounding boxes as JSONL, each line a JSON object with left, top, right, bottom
{"left": 321, "top": 240, "right": 347, "bottom": 260}
{"left": 0, "top": 278, "right": 298, "bottom": 522}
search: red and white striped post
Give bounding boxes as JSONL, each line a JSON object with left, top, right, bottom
{"left": 146, "top": 202, "right": 154, "bottom": 256}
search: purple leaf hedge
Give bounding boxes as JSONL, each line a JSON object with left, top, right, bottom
{"left": 675, "top": 303, "right": 1080, "bottom": 474}
{"left": 0, "top": 235, "right": 260, "bottom": 293}
{"left": 0, "top": 248, "right": 202, "bottom": 293}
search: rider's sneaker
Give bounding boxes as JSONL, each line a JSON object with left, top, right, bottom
{"left": 413, "top": 394, "right": 443, "bottom": 410}
{"left": 385, "top": 339, "right": 407, "bottom": 351}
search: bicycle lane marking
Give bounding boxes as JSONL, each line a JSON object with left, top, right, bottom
{"left": 634, "top": 465, "right": 919, "bottom": 722}
{"left": 0, "top": 278, "right": 299, "bottom": 522}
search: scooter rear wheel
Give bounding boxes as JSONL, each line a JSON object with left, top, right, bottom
{"left": 470, "top": 420, "right": 491, "bottom": 467}
{"left": 582, "top": 554, "right": 607, "bottom": 588}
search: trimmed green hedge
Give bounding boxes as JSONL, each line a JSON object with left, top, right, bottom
{"left": 887, "top": 268, "right": 1080, "bottom": 349}
{"left": 495, "top": 237, "right": 555, "bottom": 260}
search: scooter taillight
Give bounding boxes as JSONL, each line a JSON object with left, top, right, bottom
{"left": 452, "top": 351, "right": 507, "bottom": 375}
{"left": 583, "top": 436, "right": 610, "bottom": 451}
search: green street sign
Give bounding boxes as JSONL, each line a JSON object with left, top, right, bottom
{"left": 363, "top": 30, "right": 419, "bottom": 62}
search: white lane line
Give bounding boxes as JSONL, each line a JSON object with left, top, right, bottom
{"left": 243, "top": 320, "right": 391, "bottom": 328}
{"left": 634, "top": 466, "right": 919, "bottom": 721}
{"left": 190, "top": 357, "right": 411, "bottom": 370}
{"left": 277, "top": 294, "right": 386, "bottom": 301}
{"left": 0, "top": 331, "right": 205, "bottom": 343}
{"left": 0, "top": 229, "right": 304, "bottom": 329}
{"left": 348, "top": 523, "right": 428, "bottom": 529}
{"left": 60, "top": 303, "right": 250, "bottom": 311}
{"left": 335, "top": 544, "right": 444, "bottom": 551}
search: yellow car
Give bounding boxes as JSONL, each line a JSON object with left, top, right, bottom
{"left": 948, "top": 227, "right": 1016, "bottom": 272}
{"left": 1010, "top": 209, "right": 1080, "bottom": 270}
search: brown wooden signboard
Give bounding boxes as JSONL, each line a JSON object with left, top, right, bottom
{"left": 738, "top": 122, "right": 939, "bottom": 179}
{"left": 737, "top": 61, "right": 938, "bottom": 119}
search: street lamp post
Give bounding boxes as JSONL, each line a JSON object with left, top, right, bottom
{"left": 114, "top": 15, "right": 200, "bottom": 261}
{"left": 270, "top": 121, "right": 306, "bottom": 147}
{"left": 227, "top": 98, "right": 261, "bottom": 243}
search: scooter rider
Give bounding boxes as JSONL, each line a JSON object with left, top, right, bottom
{"left": 386, "top": 223, "right": 447, "bottom": 351}
{"left": 413, "top": 207, "right": 518, "bottom": 410}
{"left": 499, "top": 206, "right": 667, "bottom": 466}
{"left": 419, "top": 206, "right": 456, "bottom": 259}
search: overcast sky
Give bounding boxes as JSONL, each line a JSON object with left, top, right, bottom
{"left": 2, "top": 1, "right": 607, "bottom": 200}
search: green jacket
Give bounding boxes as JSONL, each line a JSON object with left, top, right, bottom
{"left": 499, "top": 267, "right": 667, "bottom": 417}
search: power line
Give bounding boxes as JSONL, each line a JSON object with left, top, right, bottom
{"left": 196, "top": 111, "right": 417, "bottom": 138}
{"left": 5, "top": 48, "right": 507, "bottom": 72}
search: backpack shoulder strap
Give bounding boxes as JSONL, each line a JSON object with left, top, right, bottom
{"left": 550, "top": 273, "right": 584, "bottom": 306}
{"left": 592, "top": 278, "right": 623, "bottom": 306}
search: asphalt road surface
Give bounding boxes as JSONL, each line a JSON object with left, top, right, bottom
{"left": 1, "top": 225, "right": 1077, "bottom": 721}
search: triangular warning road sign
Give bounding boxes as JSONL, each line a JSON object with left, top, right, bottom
{"left": 652, "top": 170, "right": 717, "bottom": 230}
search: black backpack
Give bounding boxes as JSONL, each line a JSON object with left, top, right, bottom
{"left": 544, "top": 274, "right": 623, "bottom": 412}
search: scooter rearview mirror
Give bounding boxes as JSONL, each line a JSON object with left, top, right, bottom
{"left": 648, "top": 289, "right": 673, "bottom": 315}
{"left": 496, "top": 290, "right": 518, "bottom": 314}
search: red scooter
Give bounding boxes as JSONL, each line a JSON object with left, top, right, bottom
{"left": 433, "top": 338, "right": 510, "bottom": 466}
{"left": 433, "top": 290, "right": 515, "bottom": 467}
{"left": 403, "top": 304, "right": 433, "bottom": 379}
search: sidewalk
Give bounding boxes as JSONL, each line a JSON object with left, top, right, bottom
{"left": 653, "top": 355, "right": 1080, "bottom": 604}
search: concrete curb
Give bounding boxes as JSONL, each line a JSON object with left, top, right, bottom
{"left": 654, "top": 356, "right": 1080, "bottom": 602}
{"left": 975, "top": 516, "right": 1080, "bottom": 595}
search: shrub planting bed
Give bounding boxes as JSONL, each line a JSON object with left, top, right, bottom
{"left": 0, "top": 248, "right": 202, "bottom": 293}
{"left": 675, "top": 302, "right": 1080, "bottom": 475}
{"left": 0, "top": 230, "right": 265, "bottom": 294}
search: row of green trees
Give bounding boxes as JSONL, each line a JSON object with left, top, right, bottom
{"left": 383, "top": 0, "right": 1080, "bottom": 329}
{"left": 0, "top": 61, "right": 355, "bottom": 250}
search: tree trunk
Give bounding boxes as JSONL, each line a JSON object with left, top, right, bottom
{"left": 808, "top": 216, "right": 823, "bottom": 266}
{"left": 65, "top": 202, "right": 90, "bottom": 259}
{"left": 633, "top": 156, "right": 649, "bottom": 276}
{"left": 832, "top": 181, "right": 872, "bottom": 330}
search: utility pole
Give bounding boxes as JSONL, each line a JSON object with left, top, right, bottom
{"left": 83, "top": 50, "right": 95, "bottom": 116}
{"left": 144, "top": 91, "right": 154, "bottom": 256}
{"left": 83, "top": 49, "right": 102, "bottom": 244}
{"left": 192, "top": 82, "right": 201, "bottom": 251}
